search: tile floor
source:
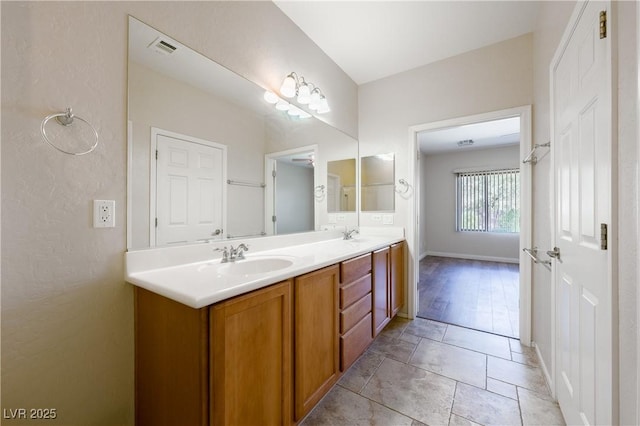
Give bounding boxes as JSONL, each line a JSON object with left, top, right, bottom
{"left": 301, "top": 317, "right": 565, "bottom": 426}
{"left": 418, "top": 257, "right": 520, "bottom": 338}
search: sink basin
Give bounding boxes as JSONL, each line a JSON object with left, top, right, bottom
{"left": 218, "top": 257, "right": 294, "bottom": 276}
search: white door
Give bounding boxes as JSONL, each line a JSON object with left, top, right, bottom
{"left": 552, "top": 2, "right": 613, "bottom": 424}
{"left": 155, "top": 131, "right": 226, "bottom": 245}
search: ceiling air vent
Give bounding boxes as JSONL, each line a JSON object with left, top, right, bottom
{"left": 457, "top": 139, "right": 474, "bottom": 147}
{"left": 148, "top": 37, "right": 177, "bottom": 55}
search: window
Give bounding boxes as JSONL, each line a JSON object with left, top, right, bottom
{"left": 456, "top": 169, "right": 520, "bottom": 233}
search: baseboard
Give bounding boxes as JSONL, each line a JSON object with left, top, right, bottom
{"left": 533, "top": 341, "right": 554, "bottom": 397}
{"left": 424, "top": 251, "right": 519, "bottom": 264}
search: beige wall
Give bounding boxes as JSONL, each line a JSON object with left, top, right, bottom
{"left": 1, "top": 2, "right": 357, "bottom": 424}
{"left": 358, "top": 33, "right": 533, "bottom": 230}
{"left": 421, "top": 145, "right": 520, "bottom": 262}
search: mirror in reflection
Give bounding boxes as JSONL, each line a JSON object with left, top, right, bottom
{"left": 327, "top": 159, "right": 356, "bottom": 213}
{"left": 127, "top": 16, "right": 358, "bottom": 250}
{"left": 361, "top": 153, "right": 395, "bottom": 212}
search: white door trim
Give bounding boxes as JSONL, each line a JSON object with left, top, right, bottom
{"left": 149, "top": 127, "right": 228, "bottom": 246}
{"left": 406, "top": 105, "right": 533, "bottom": 345}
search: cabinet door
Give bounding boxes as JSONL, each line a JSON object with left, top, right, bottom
{"left": 210, "top": 280, "right": 292, "bottom": 426}
{"left": 135, "top": 288, "right": 209, "bottom": 426}
{"left": 294, "top": 265, "right": 340, "bottom": 421}
{"left": 372, "top": 247, "right": 391, "bottom": 336}
{"left": 390, "top": 242, "right": 405, "bottom": 317}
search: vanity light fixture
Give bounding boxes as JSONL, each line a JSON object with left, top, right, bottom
{"left": 278, "top": 72, "right": 330, "bottom": 114}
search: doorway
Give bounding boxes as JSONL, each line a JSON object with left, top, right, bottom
{"left": 406, "top": 106, "right": 533, "bottom": 344}
{"left": 264, "top": 145, "right": 318, "bottom": 235}
{"left": 417, "top": 116, "right": 522, "bottom": 338}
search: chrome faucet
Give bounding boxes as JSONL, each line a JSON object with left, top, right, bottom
{"left": 343, "top": 227, "right": 359, "bottom": 240}
{"left": 214, "top": 243, "right": 250, "bottom": 263}
{"left": 230, "top": 243, "right": 249, "bottom": 261}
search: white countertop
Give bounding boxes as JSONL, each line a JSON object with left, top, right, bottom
{"left": 125, "top": 228, "right": 404, "bottom": 309}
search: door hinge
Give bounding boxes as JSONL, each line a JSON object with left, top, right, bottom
{"left": 155, "top": 217, "right": 158, "bottom": 228}
{"left": 272, "top": 215, "right": 276, "bottom": 223}
{"left": 599, "top": 11, "right": 607, "bottom": 39}
{"left": 156, "top": 150, "right": 158, "bottom": 160}
{"left": 272, "top": 170, "right": 277, "bottom": 178}
{"left": 600, "top": 223, "right": 608, "bottom": 250}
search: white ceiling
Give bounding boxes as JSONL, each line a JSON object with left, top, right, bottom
{"left": 274, "top": 1, "right": 539, "bottom": 84}
{"left": 418, "top": 116, "right": 520, "bottom": 155}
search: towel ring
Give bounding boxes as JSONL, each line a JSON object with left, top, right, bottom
{"left": 41, "top": 108, "right": 99, "bottom": 156}
{"left": 395, "top": 178, "right": 410, "bottom": 194}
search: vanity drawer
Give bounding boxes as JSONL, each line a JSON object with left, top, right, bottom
{"left": 339, "top": 274, "right": 372, "bottom": 309}
{"left": 340, "top": 292, "right": 372, "bottom": 334}
{"left": 340, "top": 253, "right": 372, "bottom": 284}
{"left": 340, "top": 313, "right": 373, "bottom": 371}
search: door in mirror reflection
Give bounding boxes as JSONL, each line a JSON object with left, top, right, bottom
{"left": 327, "top": 159, "right": 356, "bottom": 212}
{"left": 361, "top": 153, "right": 395, "bottom": 212}
{"left": 153, "top": 129, "right": 226, "bottom": 245}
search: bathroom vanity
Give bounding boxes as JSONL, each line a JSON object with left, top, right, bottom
{"left": 127, "top": 231, "right": 404, "bottom": 425}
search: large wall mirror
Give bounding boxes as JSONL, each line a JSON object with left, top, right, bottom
{"left": 127, "top": 17, "right": 358, "bottom": 250}
{"left": 361, "top": 153, "right": 395, "bottom": 212}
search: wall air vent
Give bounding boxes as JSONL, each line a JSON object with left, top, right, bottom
{"left": 148, "top": 37, "right": 177, "bottom": 55}
{"left": 457, "top": 139, "right": 474, "bottom": 147}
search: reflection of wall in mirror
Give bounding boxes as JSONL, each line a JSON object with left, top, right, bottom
{"left": 129, "top": 62, "right": 266, "bottom": 248}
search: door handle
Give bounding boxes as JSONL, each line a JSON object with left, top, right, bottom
{"left": 546, "top": 247, "right": 561, "bottom": 260}
{"left": 212, "top": 229, "right": 223, "bottom": 236}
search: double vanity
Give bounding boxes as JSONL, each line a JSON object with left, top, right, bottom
{"left": 126, "top": 228, "right": 405, "bottom": 425}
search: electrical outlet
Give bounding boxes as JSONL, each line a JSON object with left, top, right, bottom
{"left": 372, "top": 214, "right": 382, "bottom": 222}
{"left": 383, "top": 214, "right": 394, "bottom": 225}
{"left": 93, "top": 200, "right": 115, "bottom": 228}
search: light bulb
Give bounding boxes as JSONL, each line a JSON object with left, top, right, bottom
{"left": 275, "top": 100, "right": 290, "bottom": 111}
{"left": 287, "top": 106, "right": 300, "bottom": 116}
{"left": 280, "top": 74, "right": 296, "bottom": 98}
{"left": 316, "top": 96, "right": 330, "bottom": 114}
{"left": 263, "top": 91, "right": 279, "bottom": 104}
{"left": 297, "top": 82, "right": 311, "bottom": 104}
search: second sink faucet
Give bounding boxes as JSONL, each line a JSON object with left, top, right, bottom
{"left": 214, "top": 243, "right": 249, "bottom": 263}
{"left": 343, "top": 227, "right": 359, "bottom": 240}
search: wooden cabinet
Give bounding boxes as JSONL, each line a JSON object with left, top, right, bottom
{"left": 390, "top": 242, "right": 405, "bottom": 317}
{"left": 372, "top": 243, "right": 405, "bottom": 337}
{"left": 294, "top": 265, "right": 340, "bottom": 421}
{"left": 372, "top": 247, "right": 391, "bottom": 336}
{"left": 135, "top": 281, "right": 292, "bottom": 426}
{"left": 210, "top": 280, "right": 292, "bottom": 426}
{"left": 134, "top": 241, "right": 405, "bottom": 425}
{"left": 135, "top": 287, "right": 209, "bottom": 426}
{"left": 339, "top": 253, "right": 373, "bottom": 371}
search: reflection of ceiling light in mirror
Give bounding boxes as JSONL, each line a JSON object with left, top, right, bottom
{"left": 378, "top": 153, "right": 395, "bottom": 161}
{"left": 263, "top": 91, "right": 279, "bottom": 104}
{"left": 275, "top": 100, "right": 290, "bottom": 111}
{"left": 265, "top": 90, "right": 312, "bottom": 119}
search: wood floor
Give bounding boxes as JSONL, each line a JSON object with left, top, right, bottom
{"left": 417, "top": 256, "right": 520, "bottom": 338}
